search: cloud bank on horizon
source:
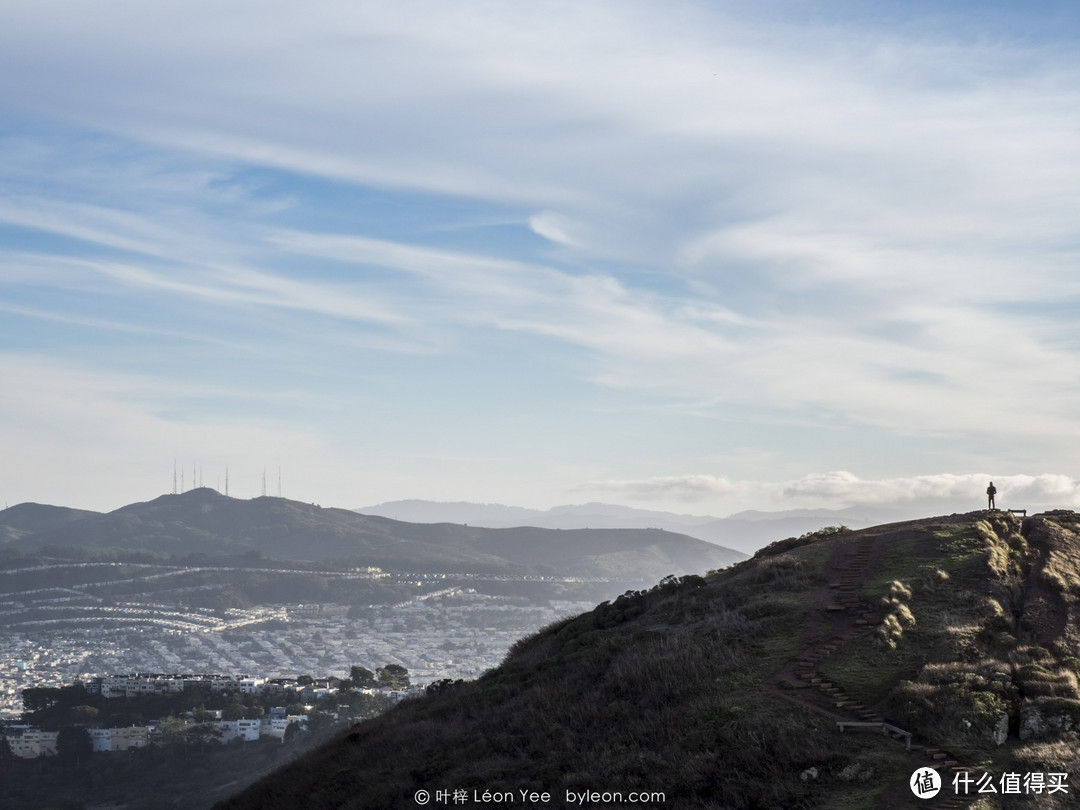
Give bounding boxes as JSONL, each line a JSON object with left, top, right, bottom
{"left": 2, "top": 1, "right": 1080, "bottom": 514}
{"left": 584, "top": 472, "right": 1080, "bottom": 515}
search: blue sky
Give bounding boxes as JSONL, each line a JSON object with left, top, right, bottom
{"left": 3, "top": 1, "right": 1080, "bottom": 516}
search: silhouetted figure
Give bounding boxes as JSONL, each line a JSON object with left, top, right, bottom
{"left": 987, "top": 481, "right": 997, "bottom": 510}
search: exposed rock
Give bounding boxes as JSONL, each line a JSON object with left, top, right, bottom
{"left": 1018, "top": 705, "right": 1076, "bottom": 739}
{"left": 837, "top": 764, "right": 874, "bottom": 782}
{"left": 1048, "top": 712, "right": 1076, "bottom": 732}
{"left": 1020, "top": 705, "right": 1049, "bottom": 740}
{"left": 991, "top": 713, "right": 1009, "bottom": 746}
{"left": 799, "top": 767, "right": 819, "bottom": 782}
{"left": 837, "top": 764, "right": 860, "bottom": 781}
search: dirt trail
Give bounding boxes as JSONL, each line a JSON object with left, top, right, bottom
{"left": 766, "top": 520, "right": 983, "bottom": 808}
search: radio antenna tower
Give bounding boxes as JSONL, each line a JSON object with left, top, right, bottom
{"left": 277, "top": 466, "right": 282, "bottom": 498}
{"left": 261, "top": 467, "right": 267, "bottom": 497}
{"left": 225, "top": 467, "right": 229, "bottom": 497}
{"left": 173, "top": 458, "right": 177, "bottom": 495}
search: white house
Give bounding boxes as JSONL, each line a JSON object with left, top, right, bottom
{"left": 7, "top": 726, "right": 59, "bottom": 758}
{"left": 216, "top": 718, "right": 261, "bottom": 743}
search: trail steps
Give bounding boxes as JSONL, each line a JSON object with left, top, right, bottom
{"left": 772, "top": 532, "right": 981, "bottom": 806}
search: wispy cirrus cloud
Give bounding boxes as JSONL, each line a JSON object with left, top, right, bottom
{"left": 3, "top": 2, "right": 1080, "bottom": 511}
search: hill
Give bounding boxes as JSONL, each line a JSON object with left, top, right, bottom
{"left": 359, "top": 499, "right": 883, "bottom": 554}
{"left": 0, "top": 502, "right": 99, "bottom": 544}
{"left": 215, "top": 510, "right": 1080, "bottom": 809}
{"left": 0, "top": 489, "right": 744, "bottom": 579}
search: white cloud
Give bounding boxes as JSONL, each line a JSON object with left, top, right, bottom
{"left": 0, "top": 353, "right": 330, "bottom": 509}
{"left": 582, "top": 470, "right": 1080, "bottom": 513}
{"left": 583, "top": 474, "right": 746, "bottom": 502}
{"left": 528, "top": 211, "right": 582, "bottom": 249}
{"left": 781, "top": 471, "right": 1080, "bottom": 511}
{"left": 268, "top": 228, "right": 739, "bottom": 368}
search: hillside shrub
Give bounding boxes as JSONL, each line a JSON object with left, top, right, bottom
{"left": 754, "top": 525, "right": 849, "bottom": 559}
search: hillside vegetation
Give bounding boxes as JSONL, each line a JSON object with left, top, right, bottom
{"left": 216, "top": 510, "right": 1080, "bottom": 809}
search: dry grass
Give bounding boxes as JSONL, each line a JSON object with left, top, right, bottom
{"left": 998, "top": 736, "right": 1080, "bottom": 809}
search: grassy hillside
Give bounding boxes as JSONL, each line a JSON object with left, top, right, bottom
{"left": 215, "top": 510, "right": 1080, "bottom": 810}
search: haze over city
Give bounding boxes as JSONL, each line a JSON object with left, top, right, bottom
{"left": 3, "top": 1, "right": 1080, "bottom": 517}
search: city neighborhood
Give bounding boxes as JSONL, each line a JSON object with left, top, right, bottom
{"left": 3, "top": 670, "right": 420, "bottom": 759}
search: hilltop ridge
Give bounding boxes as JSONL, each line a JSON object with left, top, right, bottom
{"left": 359, "top": 499, "right": 886, "bottom": 554}
{"left": 216, "top": 510, "right": 1080, "bottom": 809}
{"left": 0, "top": 489, "right": 745, "bottom": 579}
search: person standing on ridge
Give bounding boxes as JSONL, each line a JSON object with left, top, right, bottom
{"left": 987, "top": 481, "right": 997, "bottom": 510}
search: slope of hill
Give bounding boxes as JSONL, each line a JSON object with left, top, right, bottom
{"left": 0, "top": 489, "right": 744, "bottom": 579}
{"left": 0, "top": 502, "right": 100, "bottom": 544}
{"left": 216, "top": 510, "right": 1080, "bottom": 809}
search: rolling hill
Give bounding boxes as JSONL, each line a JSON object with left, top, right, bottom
{"left": 0, "top": 489, "right": 745, "bottom": 579}
{"left": 215, "top": 510, "right": 1080, "bottom": 809}
{"left": 0, "top": 502, "right": 99, "bottom": 544}
{"left": 359, "top": 499, "right": 885, "bottom": 555}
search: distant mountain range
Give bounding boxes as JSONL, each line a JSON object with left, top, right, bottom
{"left": 0, "top": 489, "right": 745, "bottom": 580}
{"left": 357, "top": 499, "right": 905, "bottom": 554}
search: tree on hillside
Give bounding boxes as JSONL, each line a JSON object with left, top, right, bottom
{"left": 70, "top": 704, "right": 99, "bottom": 724}
{"left": 21, "top": 686, "right": 59, "bottom": 714}
{"left": 188, "top": 722, "right": 223, "bottom": 752}
{"left": 304, "top": 710, "right": 335, "bottom": 733}
{"left": 376, "top": 664, "right": 410, "bottom": 689}
{"left": 155, "top": 716, "right": 190, "bottom": 755}
{"left": 0, "top": 733, "right": 13, "bottom": 764}
{"left": 22, "top": 681, "right": 91, "bottom": 718}
{"left": 222, "top": 699, "right": 246, "bottom": 721}
{"left": 56, "top": 726, "right": 93, "bottom": 766}
{"left": 181, "top": 681, "right": 210, "bottom": 712}
{"left": 282, "top": 720, "right": 302, "bottom": 744}
{"left": 348, "top": 666, "right": 376, "bottom": 689}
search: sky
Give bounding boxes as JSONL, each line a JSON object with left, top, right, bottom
{"left": 3, "top": 0, "right": 1080, "bottom": 517}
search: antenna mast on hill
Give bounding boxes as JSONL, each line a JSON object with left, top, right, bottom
{"left": 225, "top": 467, "right": 229, "bottom": 497}
{"left": 278, "top": 466, "right": 282, "bottom": 498}
{"left": 262, "top": 467, "right": 267, "bottom": 497}
{"left": 173, "top": 459, "right": 177, "bottom": 495}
